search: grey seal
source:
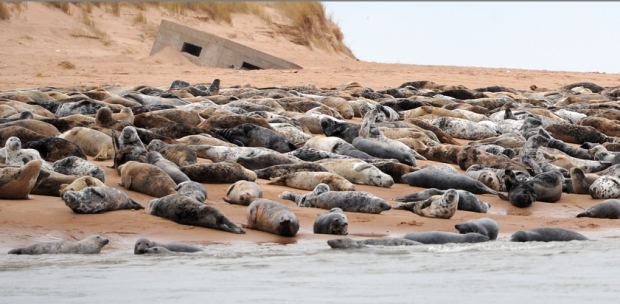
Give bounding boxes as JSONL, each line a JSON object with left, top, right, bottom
{"left": 175, "top": 181, "right": 208, "bottom": 203}
{"left": 246, "top": 198, "right": 299, "bottom": 237}
{"left": 279, "top": 183, "right": 391, "bottom": 214}
{"left": 214, "top": 123, "right": 297, "bottom": 153}
{"left": 394, "top": 189, "right": 459, "bottom": 219}
{"left": 401, "top": 167, "right": 497, "bottom": 195}
{"left": 314, "top": 208, "right": 349, "bottom": 235}
{"left": 254, "top": 163, "right": 331, "bottom": 180}
{"left": 134, "top": 238, "right": 204, "bottom": 254}
{"left": 148, "top": 194, "right": 245, "bottom": 234}
{"left": 454, "top": 218, "right": 499, "bottom": 240}
{"left": 576, "top": 199, "right": 620, "bottom": 219}
{"left": 327, "top": 237, "right": 421, "bottom": 248}
{"left": 180, "top": 161, "right": 257, "bottom": 183}
{"left": 509, "top": 228, "right": 589, "bottom": 242}
{"left": 393, "top": 188, "right": 490, "bottom": 213}
{"left": 52, "top": 156, "right": 106, "bottom": 182}
{"left": 223, "top": 180, "right": 263, "bottom": 206}
{"left": 403, "top": 231, "right": 490, "bottom": 244}
{"left": 146, "top": 151, "right": 190, "bottom": 184}
{"left": 61, "top": 186, "right": 144, "bottom": 213}
{"left": 8, "top": 235, "right": 109, "bottom": 254}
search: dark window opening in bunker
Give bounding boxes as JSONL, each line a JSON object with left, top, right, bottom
{"left": 181, "top": 42, "right": 202, "bottom": 57}
{"left": 242, "top": 62, "right": 261, "bottom": 70}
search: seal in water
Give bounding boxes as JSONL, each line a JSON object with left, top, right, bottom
{"left": 403, "top": 231, "right": 490, "bottom": 244}
{"left": 8, "top": 235, "right": 109, "bottom": 254}
{"left": 327, "top": 237, "right": 420, "bottom": 248}
{"left": 509, "top": 228, "right": 589, "bottom": 242}
{"left": 454, "top": 218, "right": 499, "bottom": 240}
{"left": 134, "top": 238, "right": 203, "bottom": 254}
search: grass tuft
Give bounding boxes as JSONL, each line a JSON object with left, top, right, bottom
{"left": 0, "top": 2, "right": 9, "bottom": 20}
{"left": 46, "top": 2, "right": 72, "bottom": 15}
{"left": 133, "top": 11, "right": 147, "bottom": 24}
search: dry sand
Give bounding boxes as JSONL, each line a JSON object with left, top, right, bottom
{"left": 1, "top": 3, "right": 620, "bottom": 252}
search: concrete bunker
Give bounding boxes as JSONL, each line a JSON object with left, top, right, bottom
{"left": 150, "top": 20, "right": 302, "bottom": 70}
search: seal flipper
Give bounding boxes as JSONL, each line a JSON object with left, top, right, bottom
{"left": 8, "top": 248, "right": 23, "bottom": 255}
{"left": 111, "top": 129, "right": 120, "bottom": 169}
{"left": 126, "top": 198, "right": 145, "bottom": 210}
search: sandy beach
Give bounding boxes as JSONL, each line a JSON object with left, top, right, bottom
{"left": 2, "top": 2, "right": 620, "bottom": 253}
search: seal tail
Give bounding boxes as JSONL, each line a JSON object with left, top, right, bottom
{"left": 576, "top": 211, "right": 590, "bottom": 218}
{"left": 127, "top": 198, "right": 145, "bottom": 210}
{"left": 267, "top": 177, "right": 287, "bottom": 186}
{"left": 8, "top": 248, "right": 22, "bottom": 255}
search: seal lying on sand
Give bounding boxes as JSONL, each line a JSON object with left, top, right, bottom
{"left": 576, "top": 199, "right": 620, "bottom": 219}
{"left": 0, "top": 159, "right": 45, "bottom": 199}
{"left": 8, "top": 235, "right": 109, "bottom": 254}
{"left": 454, "top": 218, "right": 499, "bottom": 240}
{"left": 223, "top": 180, "right": 263, "bottom": 206}
{"left": 402, "top": 167, "right": 497, "bottom": 195}
{"left": 134, "top": 238, "right": 203, "bottom": 254}
{"left": 175, "top": 181, "right": 208, "bottom": 203}
{"left": 61, "top": 186, "right": 144, "bottom": 214}
{"left": 394, "top": 189, "right": 459, "bottom": 219}
{"left": 314, "top": 208, "right": 349, "bottom": 235}
{"left": 52, "top": 156, "right": 106, "bottom": 183}
{"left": 393, "top": 188, "right": 490, "bottom": 213}
{"left": 149, "top": 194, "right": 245, "bottom": 234}
{"left": 279, "top": 183, "right": 391, "bottom": 214}
{"left": 246, "top": 199, "right": 299, "bottom": 237}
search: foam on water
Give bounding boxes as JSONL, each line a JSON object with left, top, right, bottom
{"left": 1, "top": 239, "right": 620, "bottom": 303}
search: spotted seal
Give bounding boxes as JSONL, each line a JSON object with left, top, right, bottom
{"left": 314, "top": 208, "right": 349, "bottom": 235}
{"left": 254, "top": 163, "right": 331, "bottom": 179}
{"left": 148, "top": 194, "right": 245, "bottom": 234}
{"left": 393, "top": 189, "right": 459, "bottom": 219}
{"left": 393, "top": 188, "right": 490, "bottom": 213}
{"left": 52, "top": 156, "right": 105, "bottom": 182}
{"left": 8, "top": 235, "right": 109, "bottom": 255}
{"left": 454, "top": 218, "right": 499, "bottom": 240}
{"left": 61, "top": 186, "right": 144, "bottom": 213}
{"left": 3, "top": 137, "right": 51, "bottom": 170}
{"left": 236, "top": 153, "right": 302, "bottom": 171}
{"left": 509, "top": 228, "right": 589, "bottom": 242}
{"left": 267, "top": 172, "right": 356, "bottom": 191}
{"left": 279, "top": 183, "right": 390, "bottom": 214}
{"left": 246, "top": 198, "right": 299, "bottom": 237}
{"left": 214, "top": 123, "right": 296, "bottom": 153}
{"left": 589, "top": 175, "right": 620, "bottom": 199}
{"left": 223, "top": 180, "right": 263, "bottom": 206}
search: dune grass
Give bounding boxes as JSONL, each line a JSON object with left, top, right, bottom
{"left": 0, "top": 3, "right": 9, "bottom": 20}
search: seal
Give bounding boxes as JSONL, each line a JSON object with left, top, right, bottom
{"left": 304, "top": 136, "right": 375, "bottom": 159}
{"left": 267, "top": 172, "right": 356, "bottom": 191}
{"left": 393, "top": 188, "right": 491, "bottom": 213}
{"left": 428, "top": 116, "right": 497, "bottom": 140}
{"left": 22, "top": 137, "right": 87, "bottom": 162}
{"left": 498, "top": 169, "right": 538, "bottom": 208}
{"left": 52, "top": 156, "right": 106, "bottom": 182}
{"left": 570, "top": 167, "right": 599, "bottom": 195}
{"left": 148, "top": 194, "right": 245, "bottom": 234}
{"left": 315, "top": 158, "right": 394, "bottom": 188}
{"left": 254, "top": 163, "right": 331, "bottom": 179}
{"left": 176, "top": 134, "right": 237, "bottom": 147}
{"left": 3, "top": 137, "right": 53, "bottom": 170}
{"left": 457, "top": 146, "right": 530, "bottom": 173}
{"left": 0, "top": 159, "right": 44, "bottom": 199}
{"left": 61, "top": 186, "right": 144, "bottom": 213}
{"left": 0, "top": 119, "right": 61, "bottom": 137}
{"left": 147, "top": 139, "right": 197, "bottom": 167}
{"left": 146, "top": 151, "right": 190, "bottom": 184}
{"left": 509, "top": 228, "right": 589, "bottom": 242}
{"left": 246, "top": 198, "right": 299, "bottom": 237}
{"left": 321, "top": 119, "right": 361, "bottom": 144}
{"left": 279, "top": 183, "right": 391, "bottom": 214}
{"left": 30, "top": 169, "right": 78, "bottom": 197}
{"left": 0, "top": 126, "right": 46, "bottom": 147}
{"left": 59, "top": 176, "right": 106, "bottom": 196}
{"left": 576, "top": 199, "right": 620, "bottom": 219}
{"left": 8, "top": 235, "right": 109, "bottom": 255}
{"left": 94, "top": 107, "right": 132, "bottom": 131}
{"left": 327, "top": 237, "right": 420, "bottom": 248}
{"left": 314, "top": 208, "right": 349, "bottom": 235}
{"left": 352, "top": 137, "right": 416, "bottom": 166}
{"left": 180, "top": 161, "right": 257, "bottom": 183}
{"left": 463, "top": 170, "right": 501, "bottom": 191}
{"left": 589, "top": 175, "right": 620, "bottom": 199}
{"left": 286, "top": 146, "right": 352, "bottom": 162}
{"left": 393, "top": 189, "right": 459, "bottom": 219}
{"left": 358, "top": 109, "right": 425, "bottom": 161}
{"left": 59, "top": 127, "right": 114, "bottom": 160}
{"left": 175, "top": 181, "right": 208, "bottom": 203}
{"left": 403, "top": 231, "right": 490, "bottom": 244}
{"left": 134, "top": 238, "right": 203, "bottom": 254}
{"left": 454, "top": 218, "right": 499, "bottom": 240}
{"left": 401, "top": 167, "right": 497, "bottom": 195}
{"left": 198, "top": 114, "right": 277, "bottom": 132}
{"left": 371, "top": 161, "right": 415, "bottom": 184}
{"left": 214, "top": 123, "right": 297, "bottom": 153}
{"left": 236, "top": 153, "right": 302, "bottom": 171}
{"left": 223, "top": 180, "right": 263, "bottom": 206}
{"left": 118, "top": 161, "right": 177, "bottom": 198}
{"left": 189, "top": 145, "right": 272, "bottom": 163}
{"left": 545, "top": 123, "right": 609, "bottom": 144}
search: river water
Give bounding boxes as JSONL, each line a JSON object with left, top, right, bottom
{"left": 1, "top": 239, "right": 620, "bottom": 303}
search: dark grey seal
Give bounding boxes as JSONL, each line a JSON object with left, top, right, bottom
{"left": 509, "top": 228, "right": 589, "bottom": 242}
{"left": 214, "top": 123, "right": 296, "bottom": 153}
{"left": 401, "top": 167, "right": 497, "bottom": 195}
{"left": 403, "top": 231, "right": 490, "bottom": 244}
{"left": 352, "top": 137, "right": 416, "bottom": 166}
{"left": 327, "top": 237, "right": 421, "bottom": 248}
{"left": 254, "top": 163, "right": 331, "bottom": 179}
{"left": 314, "top": 208, "right": 348, "bottom": 235}
{"left": 393, "top": 188, "right": 491, "bottom": 213}
{"left": 576, "top": 199, "right": 620, "bottom": 219}
{"left": 454, "top": 218, "right": 499, "bottom": 240}
{"left": 147, "top": 151, "right": 190, "bottom": 184}
{"left": 175, "top": 181, "right": 208, "bottom": 203}
{"left": 148, "top": 194, "right": 245, "bottom": 234}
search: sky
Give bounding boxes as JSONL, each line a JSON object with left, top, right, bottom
{"left": 323, "top": 2, "right": 620, "bottom": 74}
